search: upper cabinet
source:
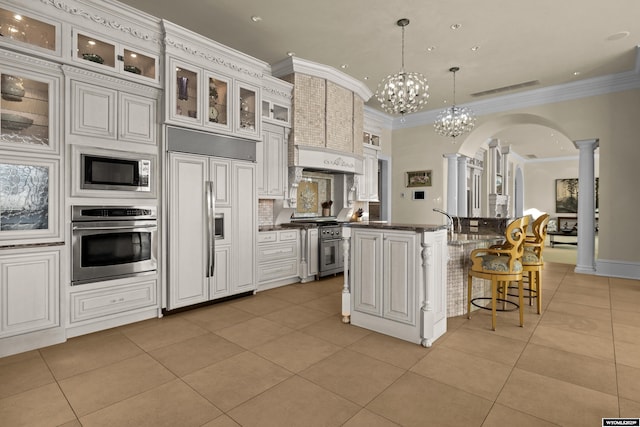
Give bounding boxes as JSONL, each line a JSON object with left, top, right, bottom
{"left": 72, "top": 30, "right": 159, "bottom": 84}
{"left": 262, "top": 75, "right": 292, "bottom": 128}
{"left": 163, "top": 20, "right": 269, "bottom": 141}
{"left": 0, "top": 5, "right": 62, "bottom": 57}
{"left": 0, "top": 51, "right": 61, "bottom": 156}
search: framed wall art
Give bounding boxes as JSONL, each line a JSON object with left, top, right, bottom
{"left": 406, "top": 170, "right": 432, "bottom": 187}
{"left": 555, "top": 177, "right": 599, "bottom": 213}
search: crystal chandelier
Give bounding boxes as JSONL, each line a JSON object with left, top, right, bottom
{"left": 375, "top": 19, "right": 429, "bottom": 117}
{"left": 434, "top": 67, "right": 476, "bottom": 141}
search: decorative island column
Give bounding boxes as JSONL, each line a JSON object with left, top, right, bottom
{"left": 443, "top": 153, "right": 459, "bottom": 215}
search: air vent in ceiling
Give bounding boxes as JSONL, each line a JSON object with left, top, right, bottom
{"left": 526, "top": 154, "right": 538, "bottom": 159}
{"left": 471, "top": 80, "right": 540, "bottom": 97}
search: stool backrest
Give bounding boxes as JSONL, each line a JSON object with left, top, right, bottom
{"left": 526, "top": 213, "right": 550, "bottom": 259}
{"left": 502, "top": 216, "right": 530, "bottom": 271}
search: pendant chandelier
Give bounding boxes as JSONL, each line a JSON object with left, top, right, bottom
{"left": 375, "top": 18, "right": 429, "bottom": 117}
{"left": 434, "top": 66, "right": 476, "bottom": 141}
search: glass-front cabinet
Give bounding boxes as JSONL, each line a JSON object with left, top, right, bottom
{"left": 262, "top": 100, "right": 290, "bottom": 126}
{"left": 205, "top": 73, "right": 230, "bottom": 133}
{"left": 236, "top": 83, "right": 259, "bottom": 138}
{"left": 73, "top": 30, "right": 158, "bottom": 83}
{"left": 0, "top": 6, "right": 60, "bottom": 56}
{"left": 0, "top": 67, "right": 59, "bottom": 154}
{"left": 169, "top": 59, "right": 200, "bottom": 125}
{"left": 0, "top": 155, "right": 61, "bottom": 245}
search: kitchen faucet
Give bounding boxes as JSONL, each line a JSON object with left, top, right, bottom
{"left": 433, "top": 208, "right": 460, "bottom": 235}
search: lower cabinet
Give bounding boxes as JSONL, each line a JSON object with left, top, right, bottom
{"left": 352, "top": 230, "right": 416, "bottom": 325}
{"left": 0, "top": 246, "right": 65, "bottom": 358}
{"left": 257, "top": 230, "right": 300, "bottom": 290}
{"left": 67, "top": 274, "right": 159, "bottom": 338}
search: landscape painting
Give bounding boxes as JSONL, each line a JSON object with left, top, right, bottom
{"left": 555, "top": 178, "right": 599, "bottom": 213}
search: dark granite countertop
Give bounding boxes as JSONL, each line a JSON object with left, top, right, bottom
{"left": 447, "top": 233, "right": 503, "bottom": 246}
{"left": 344, "top": 221, "right": 447, "bottom": 233}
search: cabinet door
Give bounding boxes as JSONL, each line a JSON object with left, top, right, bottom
{"left": 366, "top": 151, "right": 379, "bottom": 201}
{"left": 0, "top": 249, "right": 59, "bottom": 337}
{"left": 232, "top": 161, "right": 256, "bottom": 293}
{"left": 204, "top": 71, "right": 231, "bottom": 133}
{"left": 258, "top": 125, "right": 286, "bottom": 198}
{"left": 119, "top": 93, "right": 156, "bottom": 144}
{"left": 71, "top": 80, "right": 116, "bottom": 139}
{"left": 211, "top": 246, "right": 230, "bottom": 299}
{"left": 352, "top": 231, "right": 383, "bottom": 316}
{"left": 383, "top": 232, "right": 416, "bottom": 325}
{"left": 169, "top": 58, "right": 201, "bottom": 125}
{"left": 0, "top": 6, "right": 60, "bottom": 56}
{"left": 235, "top": 81, "right": 260, "bottom": 139}
{"left": 0, "top": 155, "right": 61, "bottom": 246}
{"left": 210, "top": 159, "right": 230, "bottom": 206}
{"left": 167, "top": 153, "right": 209, "bottom": 309}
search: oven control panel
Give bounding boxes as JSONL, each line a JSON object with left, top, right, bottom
{"left": 320, "top": 226, "right": 342, "bottom": 239}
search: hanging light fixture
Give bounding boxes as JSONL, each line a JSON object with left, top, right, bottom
{"left": 375, "top": 18, "right": 429, "bottom": 118}
{"left": 434, "top": 66, "right": 476, "bottom": 141}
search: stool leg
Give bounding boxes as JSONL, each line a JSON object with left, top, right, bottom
{"left": 536, "top": 269, "right": 542, "bottom": 314}
{"left": 528, "top": 271, "right": 534, "bottom": 306}
{"left": 518, "top": 278, "right": 524, "bottom": 327}
{"left": 491, "top": 277, "right": 497, "bottom": 331}
{"left": 467, "top": 274, "right": 472, "bottom": 319}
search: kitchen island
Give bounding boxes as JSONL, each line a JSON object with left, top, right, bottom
{"left": 341, "top": 222, "right": 448, "bottom": 347}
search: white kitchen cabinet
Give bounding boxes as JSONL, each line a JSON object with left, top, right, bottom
{"left": 70, "top": 79, "right": 157, "bottom": 145}
{"left": 0, "top": 246, "right": 65, "bottom": 357}
{"left": 261, "top": 99, "right": 290, "bottom": 127}
{"left": 257, "top": 123, "right": 288, "bottom": 198}
{"left": 257, "top": 229, "right": 300, "bottom": 290}
{"left": 0, "top": 5, "right": 62, "bottom": 58}
{"left": 166, "top": 56, "right": 261, "bottom": 141}
{"left": 231, "top": 161, "right": 257, "bottom": 293}
{"left": 346, "top": 227, "right": 448, "bottom": 347}
{"left": 167, "top": 152, "right": 255, "bottom": 310}
{"left": 352, "top": 230, "right": 415, "bottom": 324}
{"left": 72, "top": 29, "right": 159, "bottom": 83}
{"left": 356, "top": 145, "right": 379, "bottom": 202}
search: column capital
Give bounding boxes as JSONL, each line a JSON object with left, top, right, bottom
{"left": 573, "top": 138, "right": 599, "bottom": 151}
{"left": 443, "top": 153, "right": 460, "bottom": 160}
{"left": 457, "top": 155, "right": 468, "bottom": 165}
{"left": 488, "top": 138, "right": 500, "bottom": 148}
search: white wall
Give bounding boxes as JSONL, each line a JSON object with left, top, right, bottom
{"left": 524, "top": 157, "right": 599, "bottom": 218}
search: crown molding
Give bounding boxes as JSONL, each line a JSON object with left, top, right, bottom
{"left": 391, "top": 46, "right": 640, "bottom": 130}
{"left": 271, "top": 56, "right": 373, "bottom": 101}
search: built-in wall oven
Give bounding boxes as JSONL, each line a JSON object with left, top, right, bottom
{"left": 71, "top": 206, "right": 157, "bottom": 285}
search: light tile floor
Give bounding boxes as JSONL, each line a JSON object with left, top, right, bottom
{"left": 1, "top": 262, "right": 639, "bottom": 426}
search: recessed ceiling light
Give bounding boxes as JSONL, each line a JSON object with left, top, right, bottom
{"left": 286, "top": 51, "right": 295, "bottom": 57}
{"left": 470, "top": 46, "right": 480, "bottom": 51}
{"left": 606, "top": 31, "right": 630, "bottom": 41}
{"left": 426, "top": 46, "right": 436, "bottom": 52}
{"left": 363, "top": 76, "right": 369, "bottom": 80}
{"left": 573, "top": 71, "right": 581, "bottom": 76}
{"left": 251, "top": 16, "right": 262, "bottom": 22}
{"left": 450, "top": 23, "right": 461, "bottom": 30}
{"left": 340, "top": 64, "right": 348, "bottom": 69}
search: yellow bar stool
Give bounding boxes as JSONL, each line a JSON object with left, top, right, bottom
{"left": 521, "top": 213, "right": 550, "bottom": 314}
{"left": 467, "top": 216, "right": 530, "bottom": 331}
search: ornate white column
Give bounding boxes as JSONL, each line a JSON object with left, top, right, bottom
{"left": 574, "top": 139, "right": 599, "bottom": 275}
{"left": 443, "top": 153, "right": 459, "bottom": 215}
{"left": 457, "top": 156, "right": 468, "bottom": 217}
{"left": 341, "top": 227, "right": 351, "bottom": 323}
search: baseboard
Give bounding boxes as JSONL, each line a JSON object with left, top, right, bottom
{"left": 596, "top": 259, "right": 640, "bottom": 280}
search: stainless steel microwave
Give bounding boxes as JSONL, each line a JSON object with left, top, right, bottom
{"left": 81, "top": 154, "right": 151, "bottom": 192}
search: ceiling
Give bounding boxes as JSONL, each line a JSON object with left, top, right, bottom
{"left": 117, "top": 0, "right": 639, "bottom": 158}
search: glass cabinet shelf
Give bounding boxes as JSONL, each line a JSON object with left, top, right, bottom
{"left": 1, "top": 73, "right": 49, "bottom": 147}
{"left": 0, "top": 7, "right": 57, "bottom": 53}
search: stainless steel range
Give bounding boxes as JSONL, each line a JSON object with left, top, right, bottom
{"left": 318, "top": 224, "right": 343, "bottom": 277}
{"left": 291, "top": 217, "right": 344, "bottom": 278}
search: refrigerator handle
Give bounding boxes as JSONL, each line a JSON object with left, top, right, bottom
{"left": 206, "top": 181, "right": 216, "bottom": 277}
